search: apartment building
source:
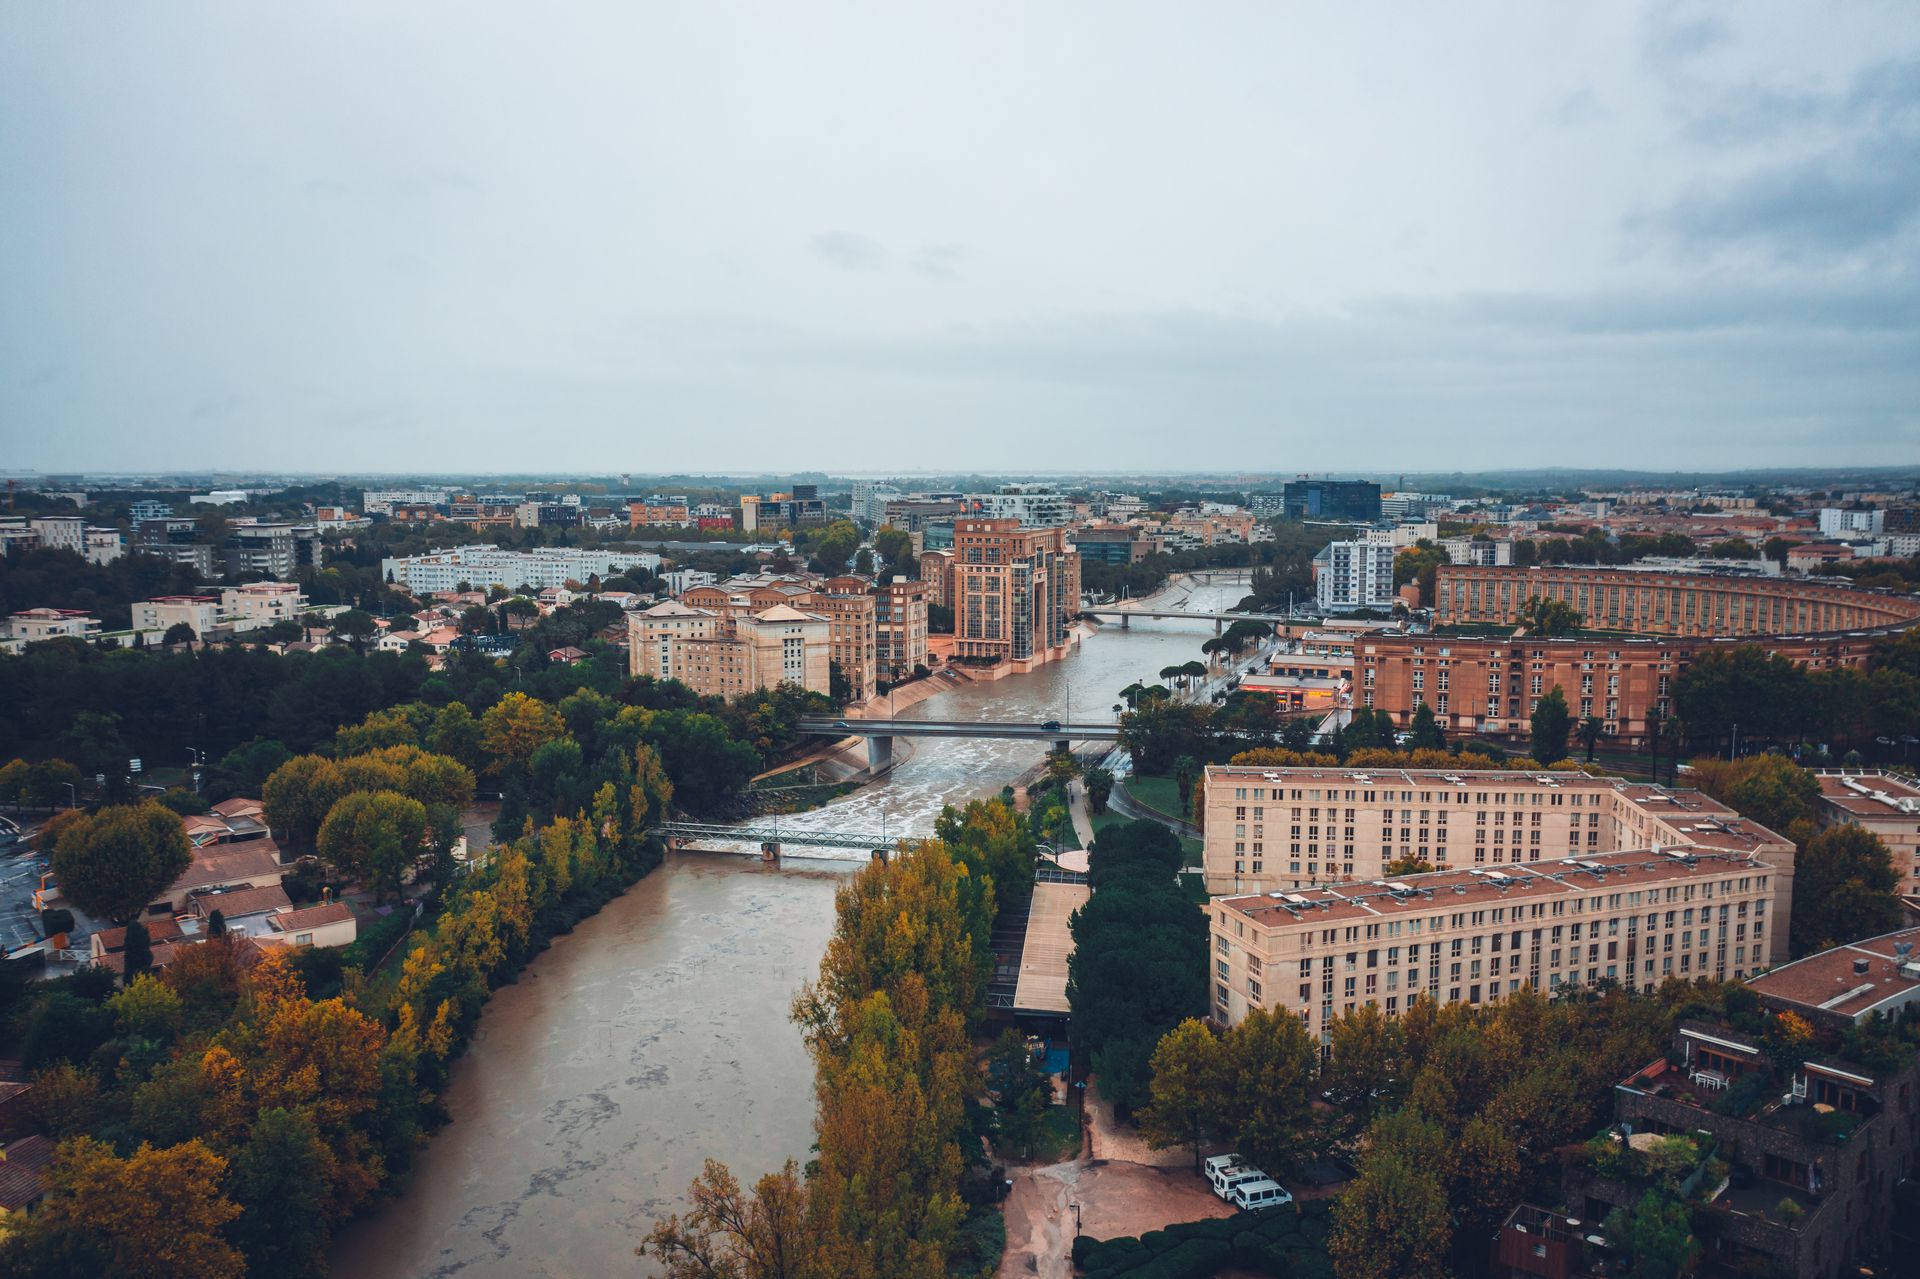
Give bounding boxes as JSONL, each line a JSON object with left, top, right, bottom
{"left": 28, "top": 516, "right": 85, "bottom": 554}
{"left": 128, "top": 500, "right": 172, "bottom": 523}
{"left": 379, "top": 545, "right": 661, "bottom": 593}
{"left": 1818, "top": 507, "right": 1884, "bottom": 536}
{"left": 950, "top": 518, "right": 1081, "bottom": 667}
{"left": 1198, "top": 766, "right": 1795, "bottom": 962}
{"left": 803, "top": 578, "right": 878, "bottom": 703}
{"left": 84, "top": 527, "right": 124, "bottom": 566}
{"left": 3, "top": 608, "right": 103, "bottom": 644}
{"left": 875, "top": 577, "right": 929, "bottom": 682}
{"left": 134, "top": 596, "right": 223, "bottom": 638}
{"left": 627, "top": 600, "right": 830, "bottom": 697}
{"left": 963, "top": 485, "right": 1073, "bottom": 528}
{"left": 919, "top": 549, "right": 955, "bottom": 609}
{"left": 627, "top": 499, "right": 691, "bottom": 527}
{"left": 1208, "top": 846, "right": 1778, "bottom": 1035}
{"left": 221, "top": 582, "right": 309, "bottom": 628}
{"left": 1315, "top": 539, "right": 1396, "bottom": 612}
{"left": 1813, "top": 771, "right": 1920, "bottom": 892}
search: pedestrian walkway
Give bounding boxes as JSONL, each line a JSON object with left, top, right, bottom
{"left": 1066, "top": 779, "right": 1096, "bottom": 849}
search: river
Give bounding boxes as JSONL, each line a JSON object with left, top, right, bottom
{"left": 327, "top": 576, "right": 1248, "bottom": 1278}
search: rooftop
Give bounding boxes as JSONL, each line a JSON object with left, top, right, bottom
{"left": 268, "top": 901, "right": 356, "bottom": 932}
{"left": 1814, "top": 771, "right": 1920, "bottom": 818}
{"left": 1746, "top": 926, "right": 1920, "bottom": 1022}
{"left": 1217, "top": 846, "right": 1767, "bottom": 928}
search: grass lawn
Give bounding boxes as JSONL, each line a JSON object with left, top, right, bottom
{"left": 1179, "top": 872, "right": 1212, "bottom": 906}
{"left": 1123, "top": 774, "right": 1190, "bottom": 823}
{"left": 999, "top": 1105, "right": 1082, "bottom": 1164}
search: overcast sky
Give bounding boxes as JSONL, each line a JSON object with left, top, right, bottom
{"left": 3, "top": 2, "right": 1917, "bottom": 474}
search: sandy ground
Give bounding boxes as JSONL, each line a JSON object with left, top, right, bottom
{"left": 999, "top": 1079, "right": 1231, "bottom": 1279}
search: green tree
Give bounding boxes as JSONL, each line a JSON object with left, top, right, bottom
{"left": 332, "top": 608, "right": 377, "bottom": 652}
{"left": 1408, "top": 702, "right": 1445, "bottom": 751}
{"left": 1578, "top": 714, "right": 1605, "bottom": 762}
{"left": 1329, "top": 1114, "right": 1451, "bottom": 1279}
{"left": 229, "top": 1107, "right": 329, "bottom": 1278}
{"left": 1083, "top": 767, "right": 1115, "bottom": 815}
{"left": 1219, "top": 1008, "right": 1319, "bottom": 1176}
{"left": 316, "top": 789, "right": 428, "bottom": 901}
{"left": 1140, "top": 1018, "right": 1227, "bottom": 1170}
{"left": 806, "top": 520, "right": 862, "bottom": 575}
{"left": 262, "top": 754, "right": 347, "bottom": 848}
{"left": 1173, "top": 755, "right": 1200, "bottom": 813}
{"left": 1790, "top": 825, "right": 1905, "bottom": 957}
{"left": 1686, "top": 753, "right": 1820, "bottom": 835}
{"left": 1530, "top": 686, "right": 1571, "bottom": 766}
{"left": 1602, "top": 1190, "right": 1696, "bottom": 1279}
{"left": 122, "top": 920, "right": 153, "bottom": 980}
{"left": 49, "top": 802, "right": 193, "bottom": 924}
{"left": 1322, "top": 1003, "right": 1404, "bottom": 1127}
{"left": 1520, "top": 595, "right": 1583, "bottom": 637}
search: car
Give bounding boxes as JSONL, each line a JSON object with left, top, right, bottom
{"left": 1040, "top": 719, "right": 1061, "bottom": 732}
{"left": 1228, "top": 1178, "right": 1293, "bottom": 1211}
{"left": 832, "top": 720, "right": 852, "bottom": 730}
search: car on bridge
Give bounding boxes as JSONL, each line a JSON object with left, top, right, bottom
{"left": 1041, "top": 720, "right": 1060, "bottom": 732}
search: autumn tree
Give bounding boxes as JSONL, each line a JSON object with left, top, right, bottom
{"left": 640, "top": 1159, "right": 832, "bottom": 1279}
{"left": 1686, "top": 753, "right": 1821, "bottom": 835}
{"left": 48, "top": 801, "right": 192, "bottom": 923}
{"left": 28, "top": 1136, "right": 243, "bottom": 1279}
{"left": 1140, "top": 1018, "right": 1227, "bottom": 1170}
{"left": 1520, "top": 595, "right": 1583, "bottom": 637}
{"left": 316, "top": 789, "right": 428, "bottom": 900}
{"left": 478, "top": 691, "right": 566, "bottom": 778}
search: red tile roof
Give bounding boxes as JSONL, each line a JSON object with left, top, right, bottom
{"left": 0, "top": 1135, "right": 55, "bottom": 1211}
{"left": 268, "top": 902, "right": 356, "bottom": 933}
{"left": 92, "top": 916, "right": 186, "bottom": 953}
{"left": 190, "top": 883, "right": 292, "bottom": 919}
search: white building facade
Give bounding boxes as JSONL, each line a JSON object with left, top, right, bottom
{"left": 1316, "top": 540, "right": 1398, "bottom": 612}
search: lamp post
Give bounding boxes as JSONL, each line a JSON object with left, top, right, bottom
{"left": 62, "top": 782, "right": 77, "bottom": 810}
{"left": 186, "top": 746, "right": 204, "bottom": 795}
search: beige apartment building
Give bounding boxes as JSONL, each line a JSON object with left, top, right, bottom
{"left": 951, "top": 518, "right": 1081, "bottom": 668}
{"left": 627, "top": 600, "right": 830, "bottom": 697}
{"left": 1210, "top": 846, "right": 1779, "bottom": 1035}
{"left": 804, "top": 577, "right": 879, "bottom": 703}
{"left": 919, "top": 549, "right": 955, "bottom": 609}
{"left": 221, "top": 581, "right": 308, "bottom": 628}
{"left": 1814, "top": 771, "right": 1920, "bottom": 892}
{"left": 875, "top": 577, "right": 929, "bottom": 682}
{"left": 1199, "top": 766, "right": 1795, "bottom": 960}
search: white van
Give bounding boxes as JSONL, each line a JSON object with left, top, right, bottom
{"left": 1229, "top": 1179, "right": 1294, "bottom": 1211}
{"left": 1212, "top": 1165, "right": 1269, "bottom": 1200}
{"left": 1202, "top": 1154, "right": 1243, "bottom": 1183}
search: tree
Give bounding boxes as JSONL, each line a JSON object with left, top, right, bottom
{"left": 1140, "top": 1018, "right": 1227, "bottom": 1170}
{"left": 162, "top": 621, "right": 198, "bottom": 646}
{"left": 1083, "top": 767, "right": 1115, "bottom": 815}
{"left": 1173, "top": 755, "right": 1200, "bottom": 813}
{"left": 1383, "top": 854, "right": 1434, "bottom": 875}
{"left": 122, "top": 919, "right": 153, "bottom": 980}
{"left": 1409, "top": 702, "right": 1444, "bottom": 751}
{"left": 1530, "top": 686, "right": 1571, "bottom": 766}
{"left": 262, "top": 754, "right": 347, "bottom": 847}
{"left": 1686, "top": 753, "right": 1820, "bottom": 835}
{"left": 30, "top": 1136, "right": 244, "bottom": 1279}
{"left": 48, "top": 802, "right": 192, "bottom": 924}
{"left": 1520, "top": 595, "right": 1583, "bottom": 637}
{"left": 1602, "top": 1190, "right": 1696, "bottom": 1279}
{"left": 1322, "top": 1003, "right": 1404, "bottom": 1127}
{"left": 852, "top": 548, "right": 874, "bottom": 576}
{"left": 1790, "top": 825, "right": 1905, "bottom": 957}
{"left": 316, "top": 789, "right": 428, "bottom": 901}
{"left": 1218, "top": 1008, "right": 1319, "bottom": 1177}
{"left": 1578, "top": 714, "right": 1605, "bottom": 762}
{"left": 873, "top": 526, "right": 914, "bottom": 570}
{"left": 806, "top": 520, "right": 862, "bottom": 576}
{"left": 332, "top": 608, "right": 377, "bottom": 652}
{"left": 478, "top": 691, "right": 566, "bottom": 778}
{"left": 639, "top": 1159, "right": 830, "bottom": 1279}
{"left": 229, "top": 1107, "right": 329, "bottom": 1278}
{"left": 1329, "top": 1120, "right": 1451, "bottom": 1279}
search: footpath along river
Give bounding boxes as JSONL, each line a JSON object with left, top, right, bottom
{"left": 327, "top": 577, "right": 1250, "bottom": 1278}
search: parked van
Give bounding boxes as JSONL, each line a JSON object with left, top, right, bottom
{"left": 1229, "top": 1179, "right": 1294, "bottom": 1211}
{"left": 1202, "top": 1154, "right": 1243, "bottom": 1182}
{"left": 1212, "top": 1166, "right": 1270, "bottom": 1200}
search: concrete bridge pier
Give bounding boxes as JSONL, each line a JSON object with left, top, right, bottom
{"left": 866, "top": 735, "right": 894, "bottom": 773}
{"left": 760, "top": 840, "right": 781, "bottom": 863}
{"left": 1215, "top": 616, "right": 1223, "bottom": 635}
{"left": 1051, "top": 738, "right": 1071, "bottom": 756}
{"left": 1119, "top": 614, "right": 1129, "bottom": 629}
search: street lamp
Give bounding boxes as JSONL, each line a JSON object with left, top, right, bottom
{"left": 61, "top": 782, "right": 77, "bottom": 810}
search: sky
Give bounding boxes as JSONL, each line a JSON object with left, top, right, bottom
{"left": 2, "top": 2, "right": 1918, "bottom": 474}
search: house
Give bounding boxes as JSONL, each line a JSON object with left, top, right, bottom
{"left": 153, "top": 841, "right": 285, "bottom": 914}
{"left": 548, "top": 645, "right": 589, "bottom": 665}
{"left": 263, "top": 901, "right": 359, "bottom": 949}
{"left": 0, "top": 1134, "right": 55, "bottom": 1211}
{"left": 89, "top": 916, "right": 190, "bottom": 973}
{"left": 188, "top": 883, "right": 294, "bottom": 937}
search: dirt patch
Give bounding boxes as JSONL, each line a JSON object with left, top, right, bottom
{"left": 999, "top": 1159, "right": 1233, "bottom": 1279}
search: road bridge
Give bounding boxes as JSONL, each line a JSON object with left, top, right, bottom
{"left": 1078, "top": 607, "right": 1295, "bottom": 633}
{"left": 797, "top": 716, "right": 1124, "bottom": 771}
{"left": 658, "top": 820, "right": 924, "bottom": 857}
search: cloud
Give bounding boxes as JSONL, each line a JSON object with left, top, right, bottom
{"left": 1551, "top": 87, "right": 1609, "bottom": 129}
{"left": 1653, "top": 132, "right": 1920, "bottom": 258}
{"left": 809, "top": 231, "right": 887, "bottom": 272}
{"left": 911, "top": 243, "right": 967, "bottom": 280}
{"left": 1643, "top": 11, "right": 1731, "bottom": 67}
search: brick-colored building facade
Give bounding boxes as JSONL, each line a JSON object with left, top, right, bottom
{"left": 1200, "top": 766, "right": 1795, "bottom": 963}
{"left": 1356, "top": 567, "right": 1920, "bottom": 746}
{"left": 1813, "top": 770, "right": 1920, "bottom": 893}
{"left": 950, "top": 518, "right": 1081, "bottom": 667}
{"left": 627, "top": 599, "right": 830, "bottom": 698}
{"left": 875, "top": 577, "right": 930, "bottom": 683}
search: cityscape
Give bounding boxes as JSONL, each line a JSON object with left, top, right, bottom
{"left": 4, "top": 7, "right": 1920, "bottom": 1279}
